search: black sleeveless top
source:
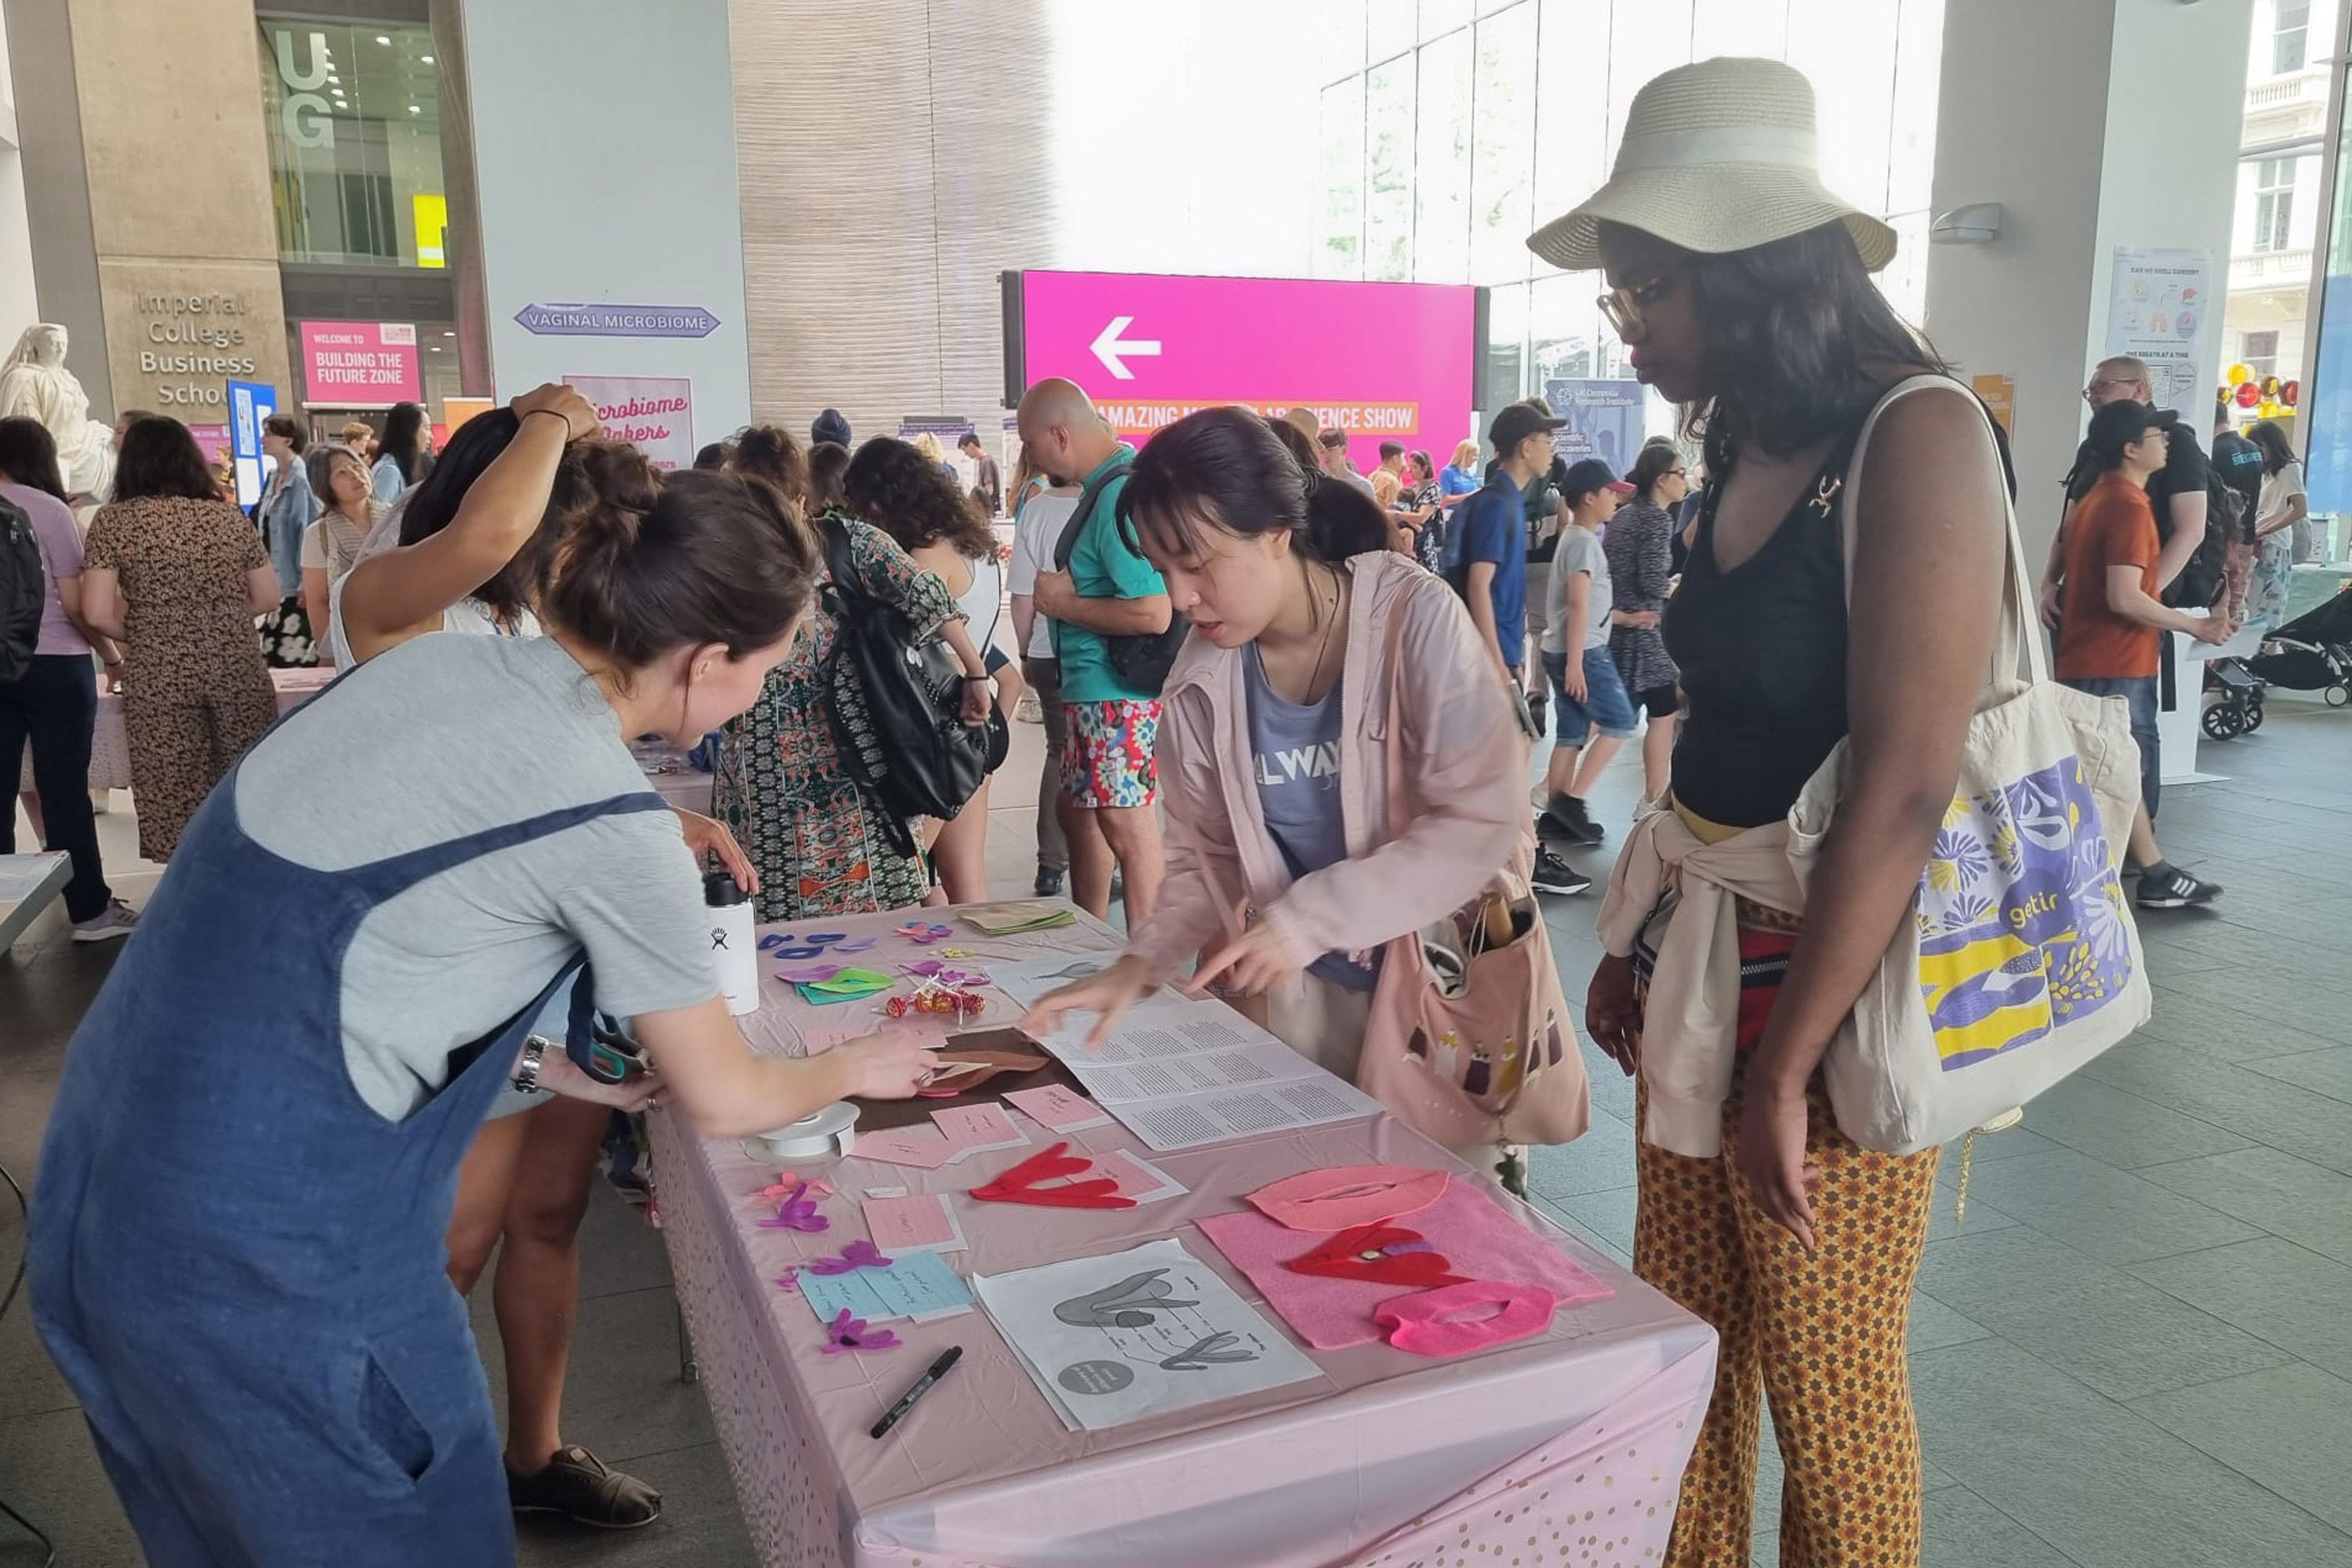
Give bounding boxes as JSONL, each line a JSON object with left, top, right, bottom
{"left": 1661, "top": 434, "right": 1859, "bottom": 829}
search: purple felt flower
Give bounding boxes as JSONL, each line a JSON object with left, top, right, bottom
{"left": 807, "top": 1239, "right": 889, "bottom": 1275}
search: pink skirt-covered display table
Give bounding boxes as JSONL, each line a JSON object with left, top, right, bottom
{"left": 650, "top": 904, "right": 1716, "bottom": 1568}
{"left": 18, "top": 665, "right": 334, "bottom": 793}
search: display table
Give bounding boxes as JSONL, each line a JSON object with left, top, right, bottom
{"left": 650, "top": 904, "right": 1716, "bottom": 1568}
{"left": 0, "top": 851, "right": 70, "bottom": 951}
{"left": 16, "top": 665, "right": 335, "bottom": 794}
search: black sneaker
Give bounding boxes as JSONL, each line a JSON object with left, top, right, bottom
{"left": 1541, "top": 793, "right": 1604, "bottom": 847}
{"left": 1530, "top": 847, "right": 1592, "bottom": 896}
{"left": 2136, "top": 867, "right": 2221, "bottom": 910}
{"left": 1033, "top": 864, "right": 1065, "bottom": 897}
{"left": 509, "top": 1445, "right": 662, "bottom": 1530}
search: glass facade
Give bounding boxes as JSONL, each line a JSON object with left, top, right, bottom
{"left": 1312, "top": 0, "right": 1947, "bottom": 419}
{"left": 256, "top": 18, "right": 446, "bottom": 269}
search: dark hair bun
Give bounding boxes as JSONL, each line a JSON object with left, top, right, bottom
{"left": 544, "top": 467, "right": 816, "bottom": 674}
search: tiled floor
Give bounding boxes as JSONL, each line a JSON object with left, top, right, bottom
{"left": 5, "top": 702, "right": 2352, "bottom": 1566}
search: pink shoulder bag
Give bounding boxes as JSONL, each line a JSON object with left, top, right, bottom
{"left": 1352, "top": 618, "right": 1591, "bottom": 1155}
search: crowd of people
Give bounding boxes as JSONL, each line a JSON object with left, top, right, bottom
{"left": 2, "top": 51, "right": 2331, "bottom": 1568}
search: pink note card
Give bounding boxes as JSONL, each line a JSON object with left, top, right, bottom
{"left": 931, "top": 1102, "right": 1029, "bottom": 1162}
{"left": 1004, "top": 1084, "right": 1112, "bottom": 1131}
{"left": 1097, "top": 1149, "right": 1185, "bottom": 1203}
{"left": 852, "top": 1127, "right": 956, "bottom": 1170}
{"left": 862, "top": 1193, "right": 967, "bottom": 1253}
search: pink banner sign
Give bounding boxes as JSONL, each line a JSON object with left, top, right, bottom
{"left": 564, "top": 375, "right": 695, "bottom": 470}
{"left": 299, "top": 321, "right": 421, "bottom": 407}
{"left": 1017, "top": 270, "right": 1480, "bottom": 474}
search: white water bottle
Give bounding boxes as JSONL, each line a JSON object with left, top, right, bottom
{"left": 705, "top": 869, "right": 760, "bottom": 1015}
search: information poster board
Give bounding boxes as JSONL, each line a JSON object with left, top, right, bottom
{"left": 227, "top": 379, "right": 276, "bottom": 509}
{"left": 564, "top": 376, "right": 695, "bottom": 470}
{"left": 2106, "top": 248, "right": 2216, "bottom": 412}
{"left": 1541, "top": 379, "right": 1646, "bottom": 471}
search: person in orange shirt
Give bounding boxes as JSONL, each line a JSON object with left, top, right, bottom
{"left": 2055, "top": 400, "right": 2234, "bottom": 909}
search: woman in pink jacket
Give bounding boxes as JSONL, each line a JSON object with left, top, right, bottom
{"left": 1022, "top": 407, "right": 1526, "bottom": 1080}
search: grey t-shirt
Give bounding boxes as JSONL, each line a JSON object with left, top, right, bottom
{"left": 1243, "top": 645, "right": 1374, "bottom": 992}
{"left": 1543, "top": 525, "right": 1613, "bottom": 656}
{"left": 235, "top": 633, "right": 720, "bottom": 1120}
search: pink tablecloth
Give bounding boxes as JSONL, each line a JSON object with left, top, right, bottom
{"left": 18, "top": 666, "right": 333, "bottom": 793}
{"left": 651, "top": 905, "right": 1715, "bottom": 1568}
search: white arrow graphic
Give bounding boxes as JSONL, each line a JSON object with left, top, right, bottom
{"left": 1090, "top": 315, "right": 1161, "bottom": 381}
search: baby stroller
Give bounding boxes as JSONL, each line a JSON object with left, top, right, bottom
{"left": 2201, "top": 657, "right": 2267, "bottom": 739}
{"left": 2245, "top": 588, "right": 2352, "bottom": 710}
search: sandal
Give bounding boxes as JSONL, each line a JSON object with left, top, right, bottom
{"left": 507, "top": 1444, "right": 662, "bottom": 1530}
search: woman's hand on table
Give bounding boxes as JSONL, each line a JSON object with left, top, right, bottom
{"left": 831, "top": 1030, "right": 939, "bottom": 1099}
{"left": 675, "top": 808, "right": 759, "bottom": 894}
{"left": 1182, "top": 919, "right": 1303, "bottom": 1000}
{"left": 1584, "top": 953, "right": 1642, "bottom": 1076}
{"left": 1022, "top": 954, "right": 1160, "bottom": 1051}
{"left": 537, "top": 1047, "right": 662, "bottom": 1112}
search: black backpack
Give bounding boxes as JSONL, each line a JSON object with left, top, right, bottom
{"left": 2161, "top": 472, "right": 2240, "bottom": 612}
{"left": 815, "top": 514, "right": 1005, "bottom": 856}
{"left": 0, "top": 495, "right": 44, "bottom": 687}
{"left": 1052, "top": 452, "right": 1189, "bottom": 695}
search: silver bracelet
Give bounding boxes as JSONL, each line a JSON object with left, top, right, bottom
{"left": 513, "top": 1034, "right": 553, "bottom": 1094}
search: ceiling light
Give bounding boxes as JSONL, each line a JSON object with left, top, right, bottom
{"left": 408, "top": 104, "right": 421, "bottom": 114}
{"left": 376, "top": 34, "right": 390, "bottom": 44}
{"left": 429, "top": 345, "right": 441, "bottom": 352}
{"left": 327, "top": 73, "right": 339, "bottom": 82}
{"left": 420, "top": 54, "right": 434, "bottom": 64}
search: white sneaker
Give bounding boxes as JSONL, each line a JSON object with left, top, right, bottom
{"left": 71, "top": 899, "right": 138, "bottom": 942}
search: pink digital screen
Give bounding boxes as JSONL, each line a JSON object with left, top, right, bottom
{"left": 299, "top": 320, "right": 422, "bottom": 407}
{"left": 1014, "top": 270, "right": 1482, "bottom": 474}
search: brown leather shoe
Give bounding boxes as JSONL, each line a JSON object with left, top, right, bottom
{"left": 507, "top": 1445, "right": 662, "bottom": 1530}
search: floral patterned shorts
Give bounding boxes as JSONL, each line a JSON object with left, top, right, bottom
{"left": 1060, "top": 699, "right": 1161, "bottom": 808}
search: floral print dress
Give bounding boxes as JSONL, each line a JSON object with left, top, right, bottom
{"left": 712, "top": 513, "right": 959, "bottom": 920}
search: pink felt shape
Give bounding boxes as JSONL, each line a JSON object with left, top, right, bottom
{"left": 1247, "top": 1165, "right": 1450, "bottom": 1232}
{"left": 1196, "top": 1178, "right": 1613, "bottom": 1349}
{"left": 820, "top": 1308, "right": 902, "bottom": 1354}
{"left": 1376, "top": 1281, "right": 1555, "bottom": 1357}
{"left": 775, "top": 961, "right": 847, "bottom": 985}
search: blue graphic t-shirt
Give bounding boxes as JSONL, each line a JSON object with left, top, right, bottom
{"left": 1243, "top": 645, "right": 1374, "bottom": 992}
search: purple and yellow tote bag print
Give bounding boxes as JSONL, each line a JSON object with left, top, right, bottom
{"left": 1915, "top": 756, "right": 2135, "bottom": 1070}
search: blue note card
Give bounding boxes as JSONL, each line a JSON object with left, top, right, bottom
{"left": 801, "top": 1250, "right": 975, "bottom": 1327}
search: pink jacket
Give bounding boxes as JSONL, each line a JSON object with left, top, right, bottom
{"left": 1126, "top": 549, "right": 1529, "bottom": 985}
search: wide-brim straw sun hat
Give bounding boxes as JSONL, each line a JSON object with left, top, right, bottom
{"left": 1527, "top": 57, "right": 1896, "bottom": 274}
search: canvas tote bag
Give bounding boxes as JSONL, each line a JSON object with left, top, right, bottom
{"left": 1353, "top": 614, "right": 1591, "bottom": 1153}
{"left": 1792, "top": 375, "right": 2153, "bottom": 1155}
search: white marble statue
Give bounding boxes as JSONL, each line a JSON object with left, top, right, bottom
{"left": 0, "top": 324, "right": 118, "bottom": 501}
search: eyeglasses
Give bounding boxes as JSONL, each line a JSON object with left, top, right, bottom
{"left": 1599, "top": 274, "right": 1679, "bottom": 338}
{"left": 2082, "top": 376, "right": 2140, "bottom": 403}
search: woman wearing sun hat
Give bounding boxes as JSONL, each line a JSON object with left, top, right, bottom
{"left": 1555, "top": 58, "right": 2011, "bottom": 1566}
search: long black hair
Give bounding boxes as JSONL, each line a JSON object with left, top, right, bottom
{"left": 2248, "top": 419, "right": 2296, "bottom": 476}
{"left": 1120, "top": 406, "right": 1389, "bottom": 564}
{"left": 380, "top": 401, "right": 426, "bottom": 485}
{"left": 0, "top": 416, "right": 67, "bottom": 501}
{"left": 394, "top": 408, "right": 575, "bottom": 621}
{"left": 1634, "top": 220, "right": 1944, "bottom": 474}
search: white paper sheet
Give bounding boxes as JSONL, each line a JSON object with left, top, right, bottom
{"left": 973, "top": 1238, "right": 1322, "bottom": 1431}
{"left": 986, "top": 958, "right": 1385, "bottom": 1150}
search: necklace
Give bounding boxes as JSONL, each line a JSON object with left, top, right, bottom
{"left": 1298, "top": 560, "right": 1342, "bottom": 702}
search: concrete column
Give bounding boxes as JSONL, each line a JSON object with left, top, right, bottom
{"left": 452, "top": 0, "right": 752, "bottom": 442}
{"left": 2, "top": 0, "right": 290, "bottom": 426}
{"left": 1924, "top": 0, "right": 2252, "bottom": 564}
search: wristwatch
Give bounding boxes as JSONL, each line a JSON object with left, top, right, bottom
{"left": 514, "top": 1034, "right": 554, "bottom": 1094}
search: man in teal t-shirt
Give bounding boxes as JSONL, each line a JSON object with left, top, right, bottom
{"left": 1017, "top": 377, "right": 1171, "bottom": 926}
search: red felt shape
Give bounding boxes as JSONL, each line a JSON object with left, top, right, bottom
{"left": 967, "top": 1141, "right": 1138, "bottom": 1210}
{"left": 1283, "top": 1224, "right": 1472, "bottom": 1288}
